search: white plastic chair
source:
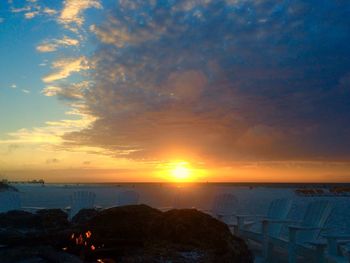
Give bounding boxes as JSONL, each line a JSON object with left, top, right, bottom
{"left": 235, "top": 198, "right": 292, "bottom": 237}
{"left": 210, "top": 193, "right": 239, "bottom": 224}
{"left": 262, "top": 200, "right": 332, "bottom": 263}
{"left": 68, "top": 191, "right": 96, "bottom": 219}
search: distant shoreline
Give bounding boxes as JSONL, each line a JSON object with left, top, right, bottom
{"left": 7, "top": 182, "right": 350, "bottom": 188}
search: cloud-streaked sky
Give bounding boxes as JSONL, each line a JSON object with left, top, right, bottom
{"left": 1, "top": 0, "right": 350, "bottom": 182}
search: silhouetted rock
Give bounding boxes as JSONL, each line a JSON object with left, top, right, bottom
{"left": 0, "top": 205, "right": 253, "bottom": 262}
{"left": 0, "top": 246, "right": 82, "bottom": 263}
{"left": 71, "top": 209, "right": 99, "bottom": 225}
{"left": 0, "top": 209, "right": 69, "bottom": 230}
{"left": 0, "top": 182, "right": 18, "bottom": 192}
{"left": 80, "top": 205, "right": 253, "bottom": 263}
{"left": 36, "top": 209, "right": 69, "bottom": 229}
{"left": 0, "top": 210, "right": 40, "bottom": 228}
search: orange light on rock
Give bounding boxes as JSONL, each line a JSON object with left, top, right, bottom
{"left": 85, "top": 230, "right": 92, "bottom": 238}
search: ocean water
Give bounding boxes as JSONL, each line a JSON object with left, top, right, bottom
{"left": 11, "top": 183, "right": 350, "bottom": 235}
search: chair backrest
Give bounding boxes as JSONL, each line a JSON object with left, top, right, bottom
{"left": 211, "top": 193, "right": 238, "bottom": 217}
{"left": 117, "top": 190, "right": 139, "bottom": 206}
{"left": 296, "top": 200, "right": 332, "bottom": 243}
{"left": 70, "top": 191, "right": 96, "bottom": 219}
{"left": 266, "top": 198, "right": 292, "bottom": 238}
{"left": 0, "top": 191, "right": 21, "bottom": 213}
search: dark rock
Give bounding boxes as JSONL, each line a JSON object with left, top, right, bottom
{"left": 0, "top": 205, "right": 253, "bottom": 262}
{"left": 0, "top": 209, "right": 69, "bottom": 230}
{"left": 0, "top": 182, "right": 18, "bottom": 192}
{"left": 71, "top": 209, "right": 99, "bottom": 225}
{"left": 148, "top": 209, "right": 252, "bottom": 262}
{"left": 0, "top": 210, "right": 40, "bottom": 228}
{"left": 87, "top": 204, "right": 161, "bottom": 241}
{"left": 36, "top": 209, "right": 69, "bottom": 229}
{"left": 0, "top": 246, "right": 82, "bottom": 263}
{"left": 80, "top": 205, "right": 253, "bottom": 263}
{"left": 0, "top": 209, "right": 71, "bottom": 248}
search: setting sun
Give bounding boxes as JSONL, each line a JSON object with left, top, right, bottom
{"left": 170, "top": 162, "right": 192, "bottom": 182}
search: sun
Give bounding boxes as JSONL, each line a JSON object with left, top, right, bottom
{"left": 170, "top": 162, "right": 192, "bottom": 182}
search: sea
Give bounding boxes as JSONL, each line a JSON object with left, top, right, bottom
{"left": 10, "top": 182, "right": 350, "bottom": 236}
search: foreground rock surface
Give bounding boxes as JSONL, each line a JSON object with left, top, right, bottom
{"left": 0, "top": 205, "right": 253, "bottom": 263}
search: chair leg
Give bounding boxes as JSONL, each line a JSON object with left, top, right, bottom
{"left": 288, "top": 228, "right": 297, "bottom": 263}
{"left": 262, "top": 220, "right": 272, "bottom": 262}
{"left": 314, "top": 244, "right": 326, "bottom": 263}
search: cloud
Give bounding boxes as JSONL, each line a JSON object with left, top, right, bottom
{"left": 42, "top": 57, "right": 89, "bottom": 83}
{"left": 42, "top": 81, "right": 90, "bottom": 100}
{"left": 43, "top": 7, "right": 57, "bottom": 15}
{"left": 0, "top": 17, "right": 4, "bottom": 23}
{"left": 21, "top": 89, "right": 30, "bottom": 94}
{"left": 0, "top": 113, "right": 94, "bottom": 146}
{"left": 46, "top": 158, "right": 60, "bottom": 164}
{"left": 59, "top": 0, "right": 102, "bottom": 29}
{"left": 36, "top": 36, "right": 79, "bottom": 52}
{"left": 59, "top": 0, "right": 350, "bottom": 165}
{"left": 10, "top": 2, "right": 56, "bottom": 20}
{"left": 10, "top": 84, "right": 16, "bottom": 89}
{"left": 24, "top": 11, "right": 39, "bottom": 19}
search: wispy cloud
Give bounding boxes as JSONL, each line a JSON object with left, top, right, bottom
{"left": 42, "top": 81, "right": 89, "bottom": 99}
{"left": 21, "top": 89, "right": 30, "bottom": 94}
{"left": 59, "top": 0, "right": 102, "bottom": 30}
{"left": 10, "top": 1, "right": 57, "bottom": 20}
{"left": 42, "top": 57, "right": 89, "bottom": 83}
{"left": 36, "top": 36, "right": 79, "bottom": 53}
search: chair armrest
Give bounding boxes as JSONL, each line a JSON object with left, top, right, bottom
{"left": 236, "top": 214, "right": 266, "bottom": 218}
{"left": 323, "top": 234, "right": 350, "bottom": 239}
{"left": 288, "top": 225, "right": 327, "bottom": 231}
{"left": 322, "top": 234, "right": 350, "bottom": 256}
{"left": 262, "top": 219, "right": 298, "bottom": 224}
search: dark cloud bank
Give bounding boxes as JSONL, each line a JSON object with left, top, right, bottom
{"left": 63, "top": 0, "right": 350, "bottom": 164}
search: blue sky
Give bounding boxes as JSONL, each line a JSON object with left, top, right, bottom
{"left": 1, "top": 0, "right": 350, "bottom": 182}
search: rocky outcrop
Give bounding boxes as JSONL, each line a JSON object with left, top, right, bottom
{"left": 0, "top": 205, "right": 253, "bottom": 263}
{"left": 81, "top": 205, "right": 253, "bottom": 263}
{"left": 71, "top": 208, "right": 99, "bottom": 225}
{"left": 0, "top": 182, "right": 17, "bottom": 192}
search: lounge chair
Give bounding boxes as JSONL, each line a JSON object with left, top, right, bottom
{"left": 261, "top": 200, "right": 332, "bottom": 263}
{"left": 0, "top": 191, "right": 21, "bottom": 213}
{"left": 322, "top": 233, "right": 350, "bottom": 262}
{"left": 234, "top": 198, "right": 292, "bottom": 238}
{"left": 205, "top": 193, "right": 239, "bottom": 224}
{"left": 68, "top": 191, "right": 96, "bottom": 219}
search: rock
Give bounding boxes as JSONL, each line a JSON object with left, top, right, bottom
{"left": 0, "top": 182, "right": 18, "bottom": 192}
{"left": 87, "top": 204, "right": 162, "bottom": 241}
{"left": 0, "top": 205, "right": 253, "bottom": 262}
{"left": 71, "top": 209, "right": 99, "bottom": 225}
{"left": 0, "top": 209, "right": 71, "bottom": 248}
{"left": 36, "top": 209, "right": 69, "bottom": 229}
{"left": 79, "top": 205, "right": 253, "bottom": 263}
{"left": 0, "top": 210, "right": 40, "bottom": 229}
{"left": 0, "top": 209, "right": 69, "bottom": 230}
{"left": 0, "top": 246, "right": 82, "bottom": 263}
{"left": 148, "top": 209, "right": 252, "bottom": 262}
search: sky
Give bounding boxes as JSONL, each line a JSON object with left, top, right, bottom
{"left": 1, "top": 0, "right": 350, "bottom": 183}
